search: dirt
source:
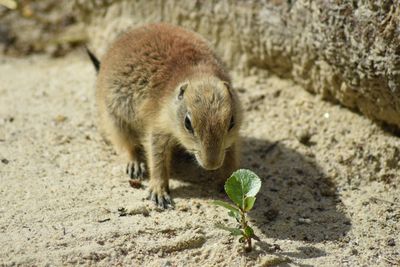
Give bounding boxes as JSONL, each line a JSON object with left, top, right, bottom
{"left": 0, "top": 52, "right": 399, "bottom": 266}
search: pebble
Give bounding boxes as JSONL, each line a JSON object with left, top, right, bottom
{"left": 129, "top": 179, "right": 142, "bottom": 189}
{"left": 298, "top": 218, "right": 312, "bottom": 224}
{"left": 295, "top": 128, "right": 313, "bottom": 145}
{"left": 118, "top": 207, "right": 127, "bottom": 217}
{"left": 54, "top": 115, "right": 67, "bottom": 124}
{"left": 162, "top": 261, "right": 172, "bottom": 267}
{"left": 351, "top": 248, "right": 358, "bottom": 255}
{"left": 387, "top": 238, "right": 396, "bottom": 247}
{"left": 128, "top": 206, "right": 150, "bottom": 217}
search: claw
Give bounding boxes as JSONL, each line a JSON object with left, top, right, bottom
{"left": 126, "top": 161, "right": 147, "bottom": 180}
{"left": 148, "top": 187, "right": 174, "bottom": 210}
{"left": 157, "top": 195, "right": 165, "bottom": 209}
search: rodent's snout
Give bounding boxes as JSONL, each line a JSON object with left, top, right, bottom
{"left": 194, "top": 151, "right": 225, "bottom": 171}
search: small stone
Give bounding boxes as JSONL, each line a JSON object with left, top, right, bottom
{"left": 272, "top": 90, "right": 281, "bottom": 98}
{"left": 162, "top": 261, "right": 172, "bottom": 267}
{"left": 1, "top": 158, "right": 9, "bottom": 164}
{"left": 129, "top": 179, "right": 142, "bottom": 189}
{"left": 272, "top": 243, "right": 281, "bottom": 251}
{"left": 54, "top": 115, "right": 67, "bottom": 124}
{"left": 178, "top": 206, "right": 189, "bottom": 212}
{"left": 128, "top": 206, "right": 150, "bottom": 217}
{"left": 295, "top": 129, "right": 313, "bottom": 145}
{"left": 118, "top": 207, "right": 127, "bottom": 217}
{"left": 259, "top": 255, "right": 291, "bottom": 266}
{"left": 53, "top": 135, "right": 71, "bottom": 145}
{"left": 237, "top": 87, "right": 246, "bottom": 93}
{"left": 387, "top": 238, "right": 396, "bottom": 247}
{"left": 298, "top": 217, "right": 312, "bottom": 224}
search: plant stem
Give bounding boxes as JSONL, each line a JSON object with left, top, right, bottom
{"left": 246, "top": 236, "right": 252, "bottom": 252}
{"left": 240, "top": 209, "right": 252, "bottom": 252}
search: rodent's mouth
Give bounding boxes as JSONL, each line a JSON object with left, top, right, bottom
{"left": 201, "top": 165, "right": 221, "bottom": 171}
{"left": 193, "top": 153, "right": 223, "bottom": 171}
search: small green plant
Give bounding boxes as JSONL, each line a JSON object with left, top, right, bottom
{"left": 213, "top": 169, "right": 261, "bottom": 252}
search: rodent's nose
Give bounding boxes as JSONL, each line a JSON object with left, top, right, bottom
{"left": 202, "top": 163, "right": 221, "bottom": 171}
{"left": 195, "top": 152, "right": 224, "bottom": 171}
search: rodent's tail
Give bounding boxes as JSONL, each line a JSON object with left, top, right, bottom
{"left": 85, "top": 46, "right": 100, "bottom": 73}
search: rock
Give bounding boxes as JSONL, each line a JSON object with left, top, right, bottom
{"left": 259, "top": 255, "right": 291, "bottom": 266}
{"left": 72, "top": 0, "right": 400, "bottom": 130}
{"left": 128, "top": 206, "right": 150, "bottom": 217}
{"left": 1, "top": 0, "right": 86, "bottom": 56}
{"left": 387, "top": 238, "right": 396, "bottom": 247}
{"left": 295, "top": 128, "right": 313, "bottom": 146}
{"left": 298, "top": 218, "right": 312, "bottom": 224}
{"left": 128, "top": 179, "right": 142, "bottom": 189}
{"left": 54, "top": 115, "right": 67, "bottom": 124}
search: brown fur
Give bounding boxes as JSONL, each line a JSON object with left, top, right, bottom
{"left": 95, "top": 23, "right": 242, "bottom": 208}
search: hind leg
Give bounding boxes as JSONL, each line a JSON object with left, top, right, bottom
{"left": 99, "top": 112, "right": 147, "bottom": 179}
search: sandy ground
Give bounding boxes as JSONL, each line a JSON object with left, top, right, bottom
{"left": 0, "top": 53, "right": 399, "bottom": 266}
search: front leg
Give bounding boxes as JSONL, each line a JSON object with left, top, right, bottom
{"left": 147, "top": 132, "right": 174, "bottom": 209}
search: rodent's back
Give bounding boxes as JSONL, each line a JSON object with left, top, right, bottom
{"left": 98, "top": 23, "right": 230, "bottom": 105}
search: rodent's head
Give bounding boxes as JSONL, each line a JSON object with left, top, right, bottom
{"left": 173, "top": 76, "right": 241, "bottom": 170}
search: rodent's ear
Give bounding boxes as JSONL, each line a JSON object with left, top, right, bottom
{"left": 178, "top": 83, "right": 188, "bottom": 100}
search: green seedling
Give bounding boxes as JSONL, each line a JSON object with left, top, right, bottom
{"left": 213, "top": 169, "right": 261, "bottom": 252}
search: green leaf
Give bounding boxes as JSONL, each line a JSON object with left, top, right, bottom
{"left": 212, "top": 200, "right": 240, "bottom": 214}
{"left": 244, "top": 196, "right": 256, "bottom": 212}
{"left": 215, "top": 223, "right": 242, "bottom": 236}
{"left": 244, "top": 226, "right": 254, "bottom": 238}
{"left": 239, "top": 236, "right": 246, "bottom": 243}
{"left": 224, "top": 169, "right": 262, "bottom": 209}
{"left": 228, "top": 210, "right": 241, "bottom": 222}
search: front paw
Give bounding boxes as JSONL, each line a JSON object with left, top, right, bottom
{"left": 148, "top": 182, "right": 174, "bottom": 209}
{"left": 126, "top": 160, "right": 147, "bottom": 180}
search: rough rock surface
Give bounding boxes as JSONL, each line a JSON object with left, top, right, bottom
{"left": 74, "top": 0, "right": 400, "bottom": 129}
{"left": 0, "top": 1, "right": 86, "bottom": 56}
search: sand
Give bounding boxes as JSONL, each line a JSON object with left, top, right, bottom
{"left": 0, "top": 53, "right": 399, "bottom": 266}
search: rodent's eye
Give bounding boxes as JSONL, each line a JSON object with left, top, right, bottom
{"left": 184, "top": 114, "right": 194, "bottom": 134}
{"left": 228, "top": 116, "right": 235, "bottom": 131}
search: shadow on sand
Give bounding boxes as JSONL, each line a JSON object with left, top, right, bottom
{"left": 170, "top": 137, "right": 350, "bottom": 258}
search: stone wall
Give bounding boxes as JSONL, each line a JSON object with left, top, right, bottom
{"left": 4, "top": 0, "right": 400, "bottom": 128}
{"left": 0, "top": 1, "right": 86, "bottom": 56}
{"left": 74, "top": 0, "right": 400, "bottom": 128}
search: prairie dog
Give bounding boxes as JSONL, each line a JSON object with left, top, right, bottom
{"left": 88, "top": 23, "right": 242, "bottom": 208}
